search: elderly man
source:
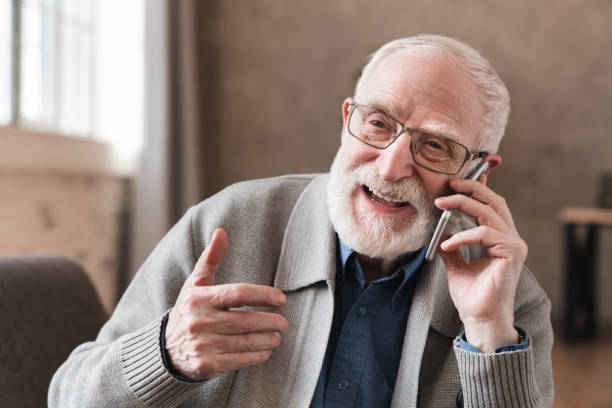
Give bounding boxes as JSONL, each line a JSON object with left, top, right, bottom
{"left": 50, "top": 35, "right": 553, "bottom": 407}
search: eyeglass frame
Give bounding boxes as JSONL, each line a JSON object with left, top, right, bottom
{"left": 346, "top": 102, "right": 488, "bottom": 175}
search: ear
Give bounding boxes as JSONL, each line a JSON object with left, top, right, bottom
{"left": 340, "top": 97, "right": 353, "bottom": 144}
{"left": 477, "top": 154, "right": 502, "bottom": 185}
{"left": 483, "top": 154, "right": 502, "bottom": 175}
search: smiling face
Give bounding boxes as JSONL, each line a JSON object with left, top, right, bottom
{"left": 327, "top": 50, "right": 487, "bottom": 259}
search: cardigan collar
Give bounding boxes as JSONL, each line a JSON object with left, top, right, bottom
{"left": 274, "top": 173, "right": 462, "bottom": 339}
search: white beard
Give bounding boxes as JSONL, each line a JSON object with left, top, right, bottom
{"left": 327, "top": 146, "right": 440, "bottom": 260}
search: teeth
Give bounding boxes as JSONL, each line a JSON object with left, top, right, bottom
{"left": 367, "top": 186, "right": 403, "bottom": 203}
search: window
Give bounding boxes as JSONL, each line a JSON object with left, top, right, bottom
{"left": 1, "top": 0, "right": 144, "bottom": 155}
{"left": 0, "top": 0, "right": 11, "bottom": 124}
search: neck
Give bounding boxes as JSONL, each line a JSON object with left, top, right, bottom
{"left": 357, "top": 254, "right": 396, "bottom": 287}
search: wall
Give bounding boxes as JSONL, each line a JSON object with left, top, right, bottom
{"left": 196, "top": 0, "right": 612, "bottom": 323}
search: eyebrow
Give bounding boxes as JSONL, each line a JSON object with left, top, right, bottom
{"left": 417, "top": 121, "right": 463, "bottom": 142}
{"left": 362, "top": 99, "right": 463, "bottom": 142}
{"left": 363, "top": 99, "right": 402, "bottom": 121}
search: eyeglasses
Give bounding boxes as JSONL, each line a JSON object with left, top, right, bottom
{"left": 347, "top": 103, "right": 487, "bottom": 175}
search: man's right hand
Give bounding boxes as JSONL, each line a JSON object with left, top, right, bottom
{"left": 164, "top": 228, "right": 288, "bottom": 381}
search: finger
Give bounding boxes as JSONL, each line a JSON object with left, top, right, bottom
{"left": 434, "top": 194, "right": 509, "bottom": 233}
{"left": 214, "top": 309, "right": 288, "bottom": 334}
{"left": 440, "top": 226, "right": 519, "bottom": 258}
{"left": 205, "top": 229, "right": 228, "bottom": 268}
{"left": 449, "top": 179, "right": 494, "bottom": 203}
{"left": 209, "top": 283, "right": 287, "bottom": 309}
{"left": 212, "top": 349, "right": 273, "bottom": 375}
{"left": 214, "top": 331, "right": 282, "bottom": 353}
{"left": 448, "top": 179, "right": 516, "bottom": 229}
{"left": 192, "top": 228, "right": 228, "bottom": 286}
{"left": 480, "top": 173, "right": 488, "bottom": 186}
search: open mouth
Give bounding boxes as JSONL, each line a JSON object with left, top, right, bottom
{"left": 363, "top": 185, "right": 411, "bottom": 208}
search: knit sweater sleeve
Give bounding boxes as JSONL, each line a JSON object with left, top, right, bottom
{"left": 49, "top": 206, "right": 203, "bottom": 407}
{"left": 453, "top": 269, "right": 554, "bottom": 408}
{"left": 48, "top": 175, "right": 315, "bottom": 407}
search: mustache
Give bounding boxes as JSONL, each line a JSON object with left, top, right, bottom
{"left": 348, "top": 163, "right": 436, "bottom": 210}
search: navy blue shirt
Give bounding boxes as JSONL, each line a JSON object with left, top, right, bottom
{"left": 309, "top": 238, "right": 529, "bottom": 407}
{"left": 310, "top": 239, "right": 427, "bottom": 408}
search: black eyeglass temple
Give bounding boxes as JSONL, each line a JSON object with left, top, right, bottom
{"left": 470, "top": 151, "right": 488, "bottom": 160}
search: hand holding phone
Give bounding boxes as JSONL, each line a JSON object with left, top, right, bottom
{"left": 424, "top": 161, "right": 490, "bottom": 261}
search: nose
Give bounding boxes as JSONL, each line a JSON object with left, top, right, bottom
{"left": 375, "top": 133, "right": 416, "bottom": 182}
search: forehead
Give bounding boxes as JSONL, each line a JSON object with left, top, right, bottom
{"left": 359, "top": 50, "right": 485, "bottom": 145}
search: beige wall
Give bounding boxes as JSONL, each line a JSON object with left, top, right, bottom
{"left": 196, "top": 0, "right": 612, "bottom": 323}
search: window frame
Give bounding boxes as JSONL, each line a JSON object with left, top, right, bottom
{"left": 1, "top": 0, "right": 137, "bottom": 176}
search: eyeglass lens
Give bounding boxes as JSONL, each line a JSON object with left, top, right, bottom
{"left": 348, "top": 105, "right": 468, "bottom": 174}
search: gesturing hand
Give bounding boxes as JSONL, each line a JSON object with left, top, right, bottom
{"left": 434, "top": 175, "right": 527, "bottom": 353}
{"left": 165, "top": 229, "right": 288, "bottom": 380}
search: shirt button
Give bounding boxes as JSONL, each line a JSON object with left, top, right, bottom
{"left": 357, "top": 306, "right": 367, "bottom": 317}
{"left": 338, "top": 379, "right": 350, "bottom": 390}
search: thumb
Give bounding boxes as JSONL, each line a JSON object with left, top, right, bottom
{"left": 191, "top": 228, "right": 228, "bottom": 286}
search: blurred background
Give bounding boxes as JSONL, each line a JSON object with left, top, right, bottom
{"left": 1, "top": 0, "right": 611, "bottom": 405}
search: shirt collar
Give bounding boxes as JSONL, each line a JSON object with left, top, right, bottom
{"left": 337, "top": 236, "right": 428, "bottom": 311}
{"left": 338, "top": 238, "right": 356, "bottom": 272}
{"left": 391, "top": 247, "right": 427, "bottom": 310}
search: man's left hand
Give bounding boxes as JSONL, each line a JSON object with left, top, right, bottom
{"left": 434, "top": 174, "right": 528, "bottom": 353}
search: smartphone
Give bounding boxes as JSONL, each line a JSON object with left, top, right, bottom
{"left": 424, "top": 161, "right": 490, "bottom": 262}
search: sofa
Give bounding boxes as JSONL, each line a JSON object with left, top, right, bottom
{"left": 0, "top": 256, "right": 107, "bottom": 408}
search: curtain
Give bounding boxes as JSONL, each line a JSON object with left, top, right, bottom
{"left": 129, "top": 0, "right": 207, "bottom": 280}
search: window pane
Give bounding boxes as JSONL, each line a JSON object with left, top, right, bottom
{"left": 58, "top": 19, "right": 91, "bottom": 136}
{"left": 40, "top": 0, "right": 60, "bottom": 126}
{"left": 94, "top": 0, "right": 144, "bottom": 153}
{"left": 13, "top": 0, "right": 143, "bottom": 153}
{"left": 58, "top": 0, "right": 92, "bottom": 136}
{"left": 0, "top": 0, "right": 11, "bottom": 124}
{"left": 20, "top": 0, "right": 93, "bottom": 135}
{"left": 20, "top": 0, "right": 44, "bottom": 123}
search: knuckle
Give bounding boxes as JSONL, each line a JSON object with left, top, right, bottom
{"left": 243, "top": 334, "right": 256, "bottom": 351}
{"left": 237, "top": 353, "right": 252, "bottom": 367}
{"left": 184, "top": 315, "right": 200, "bottom": 335}
{"left": 265, "top": 290, "right": 277, "bottom": 305}
{"left": 194, "top": 359, "right": 212, "bottom": 374}
{"left": 209, "top": 288, "right": 226, "bottom": 308}
{"left": 476, "top": 214, "right": 488, "bottom": 226}
{"left": 183, "top": 292, "right": 206, "bottom": 312}
{"left": 193, "top": 337, "right": 213, "bottom": 353}
{"left": 230, "top": 284, "right": 248, "bottom": 299}
{"left": 277, "top": 316, "right": 288, "bottom": 331}
{"left": 218, "top": 284, "right": 248, "bottom": 307}
{"left": 495, "top": 195, "right": 507, "bottom": 209}
{"left": 476, "top": 225, "right": 490, "bottom": 234}
{"left": 191, "top": 270, "right": 211, "bottom": 287}
{"left": 242, "top": 351, "right": 264, "bottom": 366}
{"left": 223, "top": 285, "right": 238, "bottom": 300}
{"left": 261, "top": 349, "right": 273, "bottom": 360}
{"left": 214, "top": 316, "right": 233, "bottom": 333}
{"left": 239, "top": 314, "right": 255, "bottom": 331}
{"left": 271, "top": 331, "right": 281, "bottom": 347}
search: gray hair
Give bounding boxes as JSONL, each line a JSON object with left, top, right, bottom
{"left": 354, "top": 35, "right": 510, "bottom": 154}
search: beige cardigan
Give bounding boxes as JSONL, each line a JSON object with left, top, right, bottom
{"left": 49, "top": 174, "right": 554, "bottom": 407}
